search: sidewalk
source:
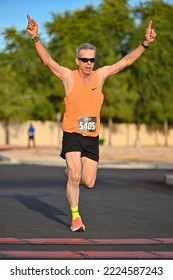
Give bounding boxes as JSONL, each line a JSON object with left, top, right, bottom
{"left": 1, "top": 145, "right": 173, "bottom": 169}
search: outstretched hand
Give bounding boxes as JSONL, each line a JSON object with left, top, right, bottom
{"left": 145, "top": 20, "right": 156, "bottom": 43}
{"left": 26, "top": 15, "right": 38, "bottom": 37}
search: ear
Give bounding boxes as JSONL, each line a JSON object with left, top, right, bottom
{"left": 75, "top": 57, "right": 79, "bottom": 65}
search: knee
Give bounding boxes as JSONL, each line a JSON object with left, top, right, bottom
{"left": 82, "top": 177, "right": 96, "bottom": 189}
{"left": 69, "top": 170, "right": 81, "bottom": 185}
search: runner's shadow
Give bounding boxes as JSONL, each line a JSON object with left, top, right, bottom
{"left": 13, "top": 193, "right": 69, "bottom": 228}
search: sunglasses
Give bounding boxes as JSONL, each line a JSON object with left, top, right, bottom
{"left": 77, "top": 57, "right": 96, "bottom": 63}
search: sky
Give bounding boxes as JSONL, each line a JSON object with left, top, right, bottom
{"left": 0, "top": 0, "right": 173, "bottom": 47}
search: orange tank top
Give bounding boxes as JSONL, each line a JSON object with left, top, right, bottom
{"left": 62, "top": 70, "right": 104, "bottom": 137}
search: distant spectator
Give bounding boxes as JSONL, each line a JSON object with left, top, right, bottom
{"left": 28, "top": 123, "right": 36, "bottom": 148}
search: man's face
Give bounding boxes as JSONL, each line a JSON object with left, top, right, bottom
{"left": 76, "top": 49, "right": 95, "bottom": 75}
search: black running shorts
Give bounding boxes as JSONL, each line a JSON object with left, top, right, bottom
{"left": 60, "top": 132, "right": 99, "bottom": 162}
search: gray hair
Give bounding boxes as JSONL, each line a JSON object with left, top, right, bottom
{"left": 76, "top": 43, "right": 96, "bottom": 57}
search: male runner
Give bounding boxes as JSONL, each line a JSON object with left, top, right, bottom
{"left": 26, "top": 15, "right": 156, "bottom": 232}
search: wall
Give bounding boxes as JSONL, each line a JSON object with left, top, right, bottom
{"left": 0, "top": 121, "right": 173, "bottom": 147}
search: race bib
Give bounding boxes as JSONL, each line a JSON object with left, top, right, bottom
{"left": 78, "top": 116, "right": 96, "bottom": 132}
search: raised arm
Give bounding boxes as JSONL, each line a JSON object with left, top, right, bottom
{"left": 26, "top": 15, "right": 71, "bottom": 85}
{"left": 97, "top": 20, "right": 156, "bottom": 83}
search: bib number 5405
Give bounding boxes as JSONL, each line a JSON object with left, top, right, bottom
{"left": 78, "top": 117, "right": 96, "bottom": 132}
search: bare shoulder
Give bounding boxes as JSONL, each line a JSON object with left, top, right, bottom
{"left": 48, "top": 59, "right": 73, "bottom": 95}
{"left": 48, "top": 59, "right": 72, "bottom": 81}
{"left": 96, "top": 66, "right": 110, "bottom": 78}
{"left": 96, "top": 58, "right": 127, "bottom": 82}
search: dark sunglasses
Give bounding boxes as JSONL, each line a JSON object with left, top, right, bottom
{"left": 77, "top": 57, "right": 96, "bottom": 63}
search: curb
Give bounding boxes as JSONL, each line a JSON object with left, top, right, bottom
{"left": 0, "top": 154, "right": 11, "bottom": 162}
{"left": 164, "top": 173, "right": 173, "bottom": 185}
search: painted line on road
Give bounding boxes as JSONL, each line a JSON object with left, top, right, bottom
{"left": 154, "top": 238, "right": 173, "bottom": 244}
{"left": 78, "top": 251, "right": 157, "bottom": 258}
{"left": 23, "top": 238, "right": 91, "bottom": 244}
{"left": 0, "top": 237, "right": 173, "bottom": 245}
{"left": 0, "top": 250, "right": 82, "bottom": 259}
{"left": 1, "top": 250, "right": 173, "bottom": 259}
{"left": 154, "top": 251, "right": 173, "bottom": 257}
{"left": 91, "top": 238, "right": 159, "bottom": 245}
{"left": 0, "top": 238, "right": 23, "bottom": 244}
{"left": 78, "top": 250, "right": 173, "bottom": 258}
{"left": 1, "top": 238, "right": 173, "bottom": 259}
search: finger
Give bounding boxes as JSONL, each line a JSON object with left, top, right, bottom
{"left": 151, "top": 29, "right": 155, "bottom": 36}
{"left": 151, "top": 30, "right": 156, "bottom": 39}
{"left": 148, "top": 20, "right": 153, "bottom": 30}
{"left": 32, "top": 19, "right": 37, "bottom": 25}
{"left": 27, "top": 14, "right": 31, "bottom": 22}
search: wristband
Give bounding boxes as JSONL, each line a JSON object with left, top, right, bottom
{"left": 141, "top": 41, "right": 149, "bottom": 49}
{"left": 31, "top": 35, "right": 40, "bottom": 43}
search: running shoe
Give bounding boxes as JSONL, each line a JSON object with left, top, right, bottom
{"left": 70, "top": 217, "right": 86, "bottom": 232}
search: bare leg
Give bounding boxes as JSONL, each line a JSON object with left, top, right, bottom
{"left": 81, "top": 156, "right": 98, "bottom": 188}
{"left": 33, "top": 138, "right": 36, "bottom": 148}
{"left": 28, "top": 138, "right": 30, "bottom": 148}
{"left": 65, "top": 151, "right": 82, "bottom": 207}
{"left": 65, "top": 153, "right": 98, "bottom": 231}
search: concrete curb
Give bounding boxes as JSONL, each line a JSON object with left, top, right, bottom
{"left": 0, "top": 154, "right": 11, "bottom": 162}
{"left": 164, "top": 173, "right": 173, "bottom": 185}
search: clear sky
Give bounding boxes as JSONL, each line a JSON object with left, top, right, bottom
{"left": 0, "top": 0, "right": 101, "bottom": 32}
{"left": 1, "top": 0, "right": 172, "bottom": 31}
{"left": 0, "top": 0, "right": 172, "bottom": 47}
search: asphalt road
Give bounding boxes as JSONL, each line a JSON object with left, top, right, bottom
{"left": 0, "top": 164, "right": 173, "bottom": 259}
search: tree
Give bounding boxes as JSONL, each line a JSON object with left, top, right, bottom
{"left": 1, "top": 0, "right": 172, "bottom": 146}
{"left": 0, "top": 28, "right": 55, "bottom": 144}
{"left": 97, "top": 0, "right": 136, "bottom": 144}
{"left": 131, "top": 0, "right": 173, "bottom": 145}
{"left": 0, "top": 64, "right": 25, "bottom": 144}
